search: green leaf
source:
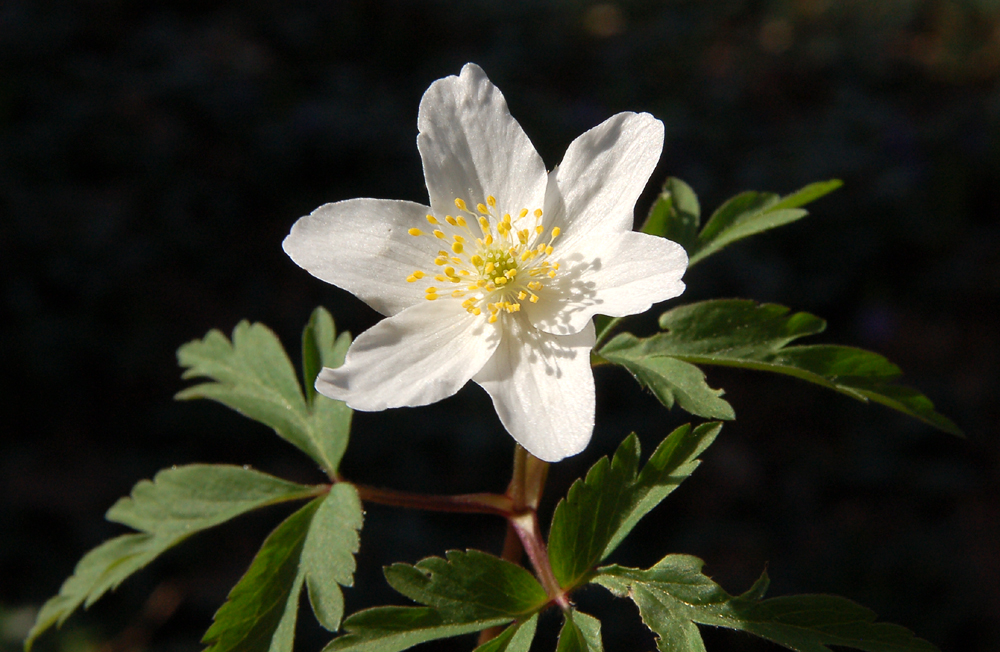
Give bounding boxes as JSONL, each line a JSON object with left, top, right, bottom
{"left": 383, "top": 550, "right": 548, "bottom": 621}
{"left": 25, "top": 465, "right": 317, "bottom": 650}
{"left": 472, "top": 614, "right": 539, "bottom": 652}
{"left": 548, "top": 423, "right": 722, "bottom": 591}
{"left": 640, "top": 177, "right": 701, "bottom": 252}
{"left": 203, "top": 498, "right": 323, "bottom": 652}
{"left": 556, "top": 610, "right": 603, "bottom": 652}
{"left": 177, "top": 313, "right": 354, "bottom": 475}
{"left": 323, "top": 607, "right": 511, "bottom": 652}
{"left": 303, "top": 484, "right": 365, "bottom": 631}
{"left": 600, "top": 299, "right": 961, "bottom": 435}
{"left": 106, "top": 464, "right": 317, "bottom": 533}
{"left": 599, "top": 344, "right": 735, "bottom": 420}
{"left": 595, "top": 555, "right": 938, "bottom": 652}
{"left": 688, "top": 180, "right": 841, "bottom": 266}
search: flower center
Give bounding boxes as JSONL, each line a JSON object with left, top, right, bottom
{"left": 405, "top": 195, "right": 561, "bottom": 323}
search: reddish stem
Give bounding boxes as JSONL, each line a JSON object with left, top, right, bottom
{"left": 353, "top": 485, "right": 513, "bottom": 517}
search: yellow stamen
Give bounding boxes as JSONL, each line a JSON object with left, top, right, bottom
{"left": 445, "top": 215, "right": 458, "bottom": 226}
{"left": 426, "top": 293, "right": 438, "bottom": 301}
{"left": 477, "top": 203, "right": 489, "bottom": 214}
{"left": 487, "top": 195, "right": 497, "bottom": 207}
{"left": 455, "top": 198, "right": 467, "bottom": 210}
{"left": 533, "top": 209, "right": 543, "bottom": 217}
{"left": 517, "top": 291, "right": 527, "bottom": 300}
{"left": 408, "top": 228, "right": 423, "bottom": 236}
{"left": 519, "top": 208, "right": 529, "bottom": 218}
{"left": 426, "top": 215, "right": 439, "bottom": 225}
{"left": 456, "top": 216, "right": 467, "bottom": 227}
{"left": 551, "top": 227, "right": 561, "bottom": 238}
{"left": 433, "top": 230, "right": 446, "bottom": 239}
{"left": 452, "top": 242, "right": 464, "bottom": 254}
{"left": 471, "top": 254, "right": 483, "bottom": 266}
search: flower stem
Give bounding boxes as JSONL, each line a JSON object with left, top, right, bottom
{"left": 352, "top": 484, "right": 513, "bottom": 516}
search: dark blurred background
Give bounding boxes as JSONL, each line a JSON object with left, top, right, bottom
{"left": 2, "top": 1, "right": 998, "bottom": 650}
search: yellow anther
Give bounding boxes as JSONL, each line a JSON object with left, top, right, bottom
{"left": 519, "top": 208, "right": 529, "bottom": 217}
{"left": 485, "top": 234, "right": 494, "bottom": 245}
{"left": 488, "top": 313, "right": 498, "bottom": 323}
{"left": 472, "top": 307, "right": 482, "bottom": 316}
{"left": 517, "top": 291, "right": 527, "bottom": 300}
{"left": 426, "top": 293, "right": 439, "bottom": 301}
{"left": 528, "top": 281, "right": 542, "bottom": 290}
{"left": 435, "top": 275, "right": 446, "bottom": 282}
{"left": 434, "top": 257, "right": 448, "bottom": 266}
{"left": 477, "top": 203, "right": 489, "bottom": 214}
{"left": 545, "top": 246, "right": 554, "bottom": 255}
{"left": 453, "top": 234, "right": 465, "bottom": 243}
{"left": 433, "top": 230, "right": 446, "bottom": 239}
{"left": 452, "top": 242, "right": 464, "bottom": 254}
{"left": 452, "top": 290, "right": 465, "bottom": 297}
{"left": 534, "top": 209, "right": 543, "bottom": 217}
{"left": 485, "top": 262, "right": 495, "bottom": 273}
{"left": 426, "top": 215, "right": 439, "bottom": 225}
{"left": 529, "top": 294, "right": 539, "bottom": 303}
{"left": 518, "top": 229, "right": 529, "bottom": 244}
{"left": 477, "top": 279, "right": 488, "bottom": 288}
{"left": 552, "top": 262, "right": 560, "bottom": 269}
{"left": 470, "top": 254, "right": 483, "bottom": 266}
{"left": 425, "top": 286, "right": 437, "bottom": 293}
{"left": 487, "top": 195, "right": 497, "bottom": 207}
{"left": 450, "top": 257, "right": 462, "bottom": 264}
{"left": 535, "top": 225, "right": 544, "bottom": 235}
{"left": 445, "top": 215, "right": 458, "bottom": 226}
{"left": 455, "top": 198, "right": 467, "bottom": 210}
{"left": 478, "top": 216, "right": 490, "bottom": 231}
{"left": 444, "top": 266, "right": 456, "bottom": 276}
{"left": 548, "top": 270, "right": 557, "bottom": 278}
{"left": 406, "top": 275, "right": 418, "bottom": 283}
{"left": 408, "top": 228, "right": 423, "bottom": 236}
{"left": 502, "top": 213, "right": 511, "bottom": 225}
{"left": 456, "top": 216, "right": 467, "bottom": 227}
{"left": 495, "top": 276, "right": 508, "bottom": 285}
{"left": 521, "top": 251, "right": 532, "bottom": 261}
{"left": 459, "top": 269, "right": 470, "bottom": 275}
{"left": 412, "top": 270, "right": 425, "bottom": 279}
{"left": 551, "top": 227, "right": 561, "bottom": 238}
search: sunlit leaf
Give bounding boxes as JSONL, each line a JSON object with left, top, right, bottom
{"left": 556, "top": 610, "right": 603, "bottom": 652}
{"left": 472, "top": 614, "right": 539, "bottom": 652}
{"left": 548, "top": 423, "right": 722, "bottom": 591}
{"left": 25, "top": 465, "right": 317, "bottom": 650}
{"left": 177, "top": 310, "right": 354, "bottom": 475}
{"left": 303, "top": 483, "right": 364, "bottom": 631}
{"left": 600, "top": 300, "right": 961, "bottom": 434}
{"left": 596, "top": 555, "right": 938, "bottom": 652}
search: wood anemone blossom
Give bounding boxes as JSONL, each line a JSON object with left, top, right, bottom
{"left": 283, "top": 64, "right": 688, "bottom": 462}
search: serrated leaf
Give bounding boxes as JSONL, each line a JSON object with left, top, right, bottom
{"left": 556, "top": 610, "right": 603, "bottom": 652}
{"left": 106, "top": 464, "right": 317, "bottom": 533}
{"left": 384, "top": 550, "right": 548, "bottom": 621}
{"left": 25, "top": 465, "right": 317, "bottom": 650}
{"left": 600, "top": 300, "right": 961, "bottom": 435}
{"left": 323, "top": 606, "right": 511, "bottom": 652}
{"left": 548, "top": 423, "right": 722, "bottom": 591}
{"left": 688, "top": 180, "right": 841, "bottom": 266}
{"left": 302, "top": 308, "right": 353, "bottom": 471}
{"left": 595, "top": 555, "right": 938, "bottom": 652}
{"left": 177, "top": 314, "right": 354, "bottom": 475}
{"left": 472, "top": 614, "right": 539, "bottom": 652}
{"left": 203, "top": 498, "right": 322, "bottom": 652}
{"left": 640, "top": 177, "right": 701, "bottom": 251}
{"left": 303, "top": 483, "right": 364, "bottom": 631}
{"left": 599, "top": 344, "right": 735, "bottom": 420}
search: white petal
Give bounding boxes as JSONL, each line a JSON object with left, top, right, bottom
{"left": 473, "top": 317, "right": 596, "bottom": 462}
{"left": 316, "top": 300, "right": 501, "bottom": 411}
{"left": 526, "top": 231, "right": 688, "bottom": 335}
{"left": 283, "top": 199, "right": 441, "bottom": 316}
{"left": 417, "top": 64, "right": 547, "bottom": 219}
{"left": 545, "top": 112, "right": 664, "bottom": 253}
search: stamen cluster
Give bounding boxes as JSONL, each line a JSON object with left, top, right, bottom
{"left": 406, "top": 195, "right": 561, "bottom": 323}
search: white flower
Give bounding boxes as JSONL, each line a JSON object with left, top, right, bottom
{"left": 283, "top": 64, "right": 687, "bottom": 462}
